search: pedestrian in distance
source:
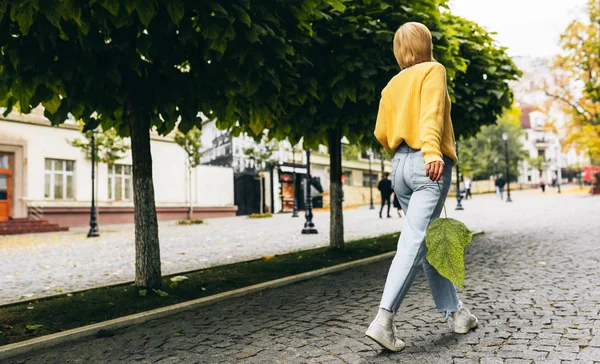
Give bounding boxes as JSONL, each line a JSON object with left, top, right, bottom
{"left": 495, "top": 174, "right": 506, "bottom": 200}
{"left": 464, "top": 176, "right": 472, "bottom": 200}
{"left": 368, "top": 22, "right": 478, "bottom": 352}
{"left": 392, "top": 193, "right": 403, "bottom": 218}
{"left": 378, "top": 172, "right": 393, "bottom": 218}
{"left": 540, "top": 179, "right": 546, "bottom": 193}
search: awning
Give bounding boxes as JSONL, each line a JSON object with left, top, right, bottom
{"left": 279, "top": 165, "right": 307, "bottom": 174}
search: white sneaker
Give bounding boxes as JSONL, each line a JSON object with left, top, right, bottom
{"left": 449, "top": 304, "right": 478, "bottom": 334}
{"left": 365, "top": 309, "right": 405, "bottom": 352}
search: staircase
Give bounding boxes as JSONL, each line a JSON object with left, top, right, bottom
{"left": 0, "top": 218, "right": 69, "bottom": 236}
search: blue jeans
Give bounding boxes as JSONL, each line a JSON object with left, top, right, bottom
{"left": 379, "top": 144, "right": 460, "bottom": 316}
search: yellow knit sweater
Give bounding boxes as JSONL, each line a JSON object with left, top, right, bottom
{"left": 374, "top": 61, "right": 457, "bottom": 165}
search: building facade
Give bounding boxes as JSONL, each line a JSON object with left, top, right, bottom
{"left": 517, "top": 104, "right": 587, "bottom": 186}
{"left": 199, "top": 120, "right": 392, "bottom": 214}
{"left": 0, "top": 108, "right": 236, "bottom": 226}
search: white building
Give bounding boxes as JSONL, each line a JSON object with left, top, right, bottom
{"left": 199, "top": 120, "right": 392, "bottom": 215}
{"left": 517, "top": 104, "right": 586, "bottom": 186}
{"left": 0, "top": 107, "right": 236, "bottom": 227}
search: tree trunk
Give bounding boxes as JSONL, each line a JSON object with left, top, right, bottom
{"left": 381, "top": 156, "right": 385, "bottom": 176}
{"left": 128, "top": 104, "right": 162, "bottom": 290}
{"left": 328, "top": 128, "right": 344, "bottom": 249}
{"left": 188, "top": 163, "right": 193, "bottom": 220}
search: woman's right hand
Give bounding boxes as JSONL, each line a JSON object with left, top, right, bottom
{"left": 426, "top": 160, "right": 445, "bottom": 182}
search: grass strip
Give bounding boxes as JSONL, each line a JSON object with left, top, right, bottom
{"left": 0, "top": 232, "right": 400, "bottom": 346}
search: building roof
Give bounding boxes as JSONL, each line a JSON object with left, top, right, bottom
{"left": 518, "top": 103, "right": 538, "bottom": 129}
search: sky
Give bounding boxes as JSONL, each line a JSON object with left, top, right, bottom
{"left": 448, "top": 0, "right": 588, "bottom": 58}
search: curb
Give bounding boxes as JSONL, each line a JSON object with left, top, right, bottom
{"left": 1, "top": 233, "right": 397, "bottom": 308}
{"left": 0, "top": 231, "right": 484, "bottom": 361}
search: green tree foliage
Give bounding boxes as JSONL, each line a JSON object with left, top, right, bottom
{"left": 0, "top": 0, "right": 336, "bottom": 288}
{"left": 174, "top": 126, "right": 202, "bottom": 170}
{"left": 342, "top": 144, "right": 362, "bottom": 161}
{"left": 443, "top": 14, "right": 521, "bottom": 139}
{"left": 527, "top": 156, "right": 546, "bottom": 177}
{"left": 174, "top": 126, "right": 202, "bottom": 220}
{"left": 458, "top": 107, "right": 528, "bottom": 181}
{"left": 68, "top": 123, "right": 130, "bottom": 164}
{"left": 272, "top": 0, "right": 464, "bottom": 249}
{"left": 263, "top": 2, "right": 519, "bottom": 249}
{"left": 243, "top": 137, "right": 278, "bottom": 171}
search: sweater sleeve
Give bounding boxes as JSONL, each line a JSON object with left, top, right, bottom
{"left": 419, "top": 64, "right": 447, "bottom": 164}
{"left": 374, "top": 91, "right": 392, "bottom": 152}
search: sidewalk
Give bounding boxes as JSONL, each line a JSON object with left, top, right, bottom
{"left": 0, "top": 204, "right": 405, "bottom": 305}
{"left": 0, "top": 186, "right": 581, "bottom": 306}
{"left": 7, "top": 186, "right": 600, "bottom": 363}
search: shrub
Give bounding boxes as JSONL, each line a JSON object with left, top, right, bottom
{"left": 177, "top": 219, "right": 204, "bottom": 225}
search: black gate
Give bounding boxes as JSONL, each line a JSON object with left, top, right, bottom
{"left": 234, "top": 172, "right": 264, "bottom": 216}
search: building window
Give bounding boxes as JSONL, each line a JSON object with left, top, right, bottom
{"left": 538, "top": 149, "right": 545, "bottom": 159}
{"left": 363, "top": 173, "right": 378, "bottom": 187}
{"left": 44, "top": 159, "right": 75, "bottom": 199}
{"left": 343, "top": 171, "right": 352, "bottom": 186}
{"left": 108, "top": 164, "right": 132, "bottom": 201}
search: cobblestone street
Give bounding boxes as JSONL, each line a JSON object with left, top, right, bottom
{"left": 7, "top": 188, "right": 600, "bottom": 363}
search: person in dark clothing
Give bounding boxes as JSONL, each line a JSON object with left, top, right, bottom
{"left": 378, "top": 172, "right": 393, "bottom": 218}
{"left": 495, "top": 174, "right": 506, "bottom": 200}
{"left": 392, "top": 193, "right": 403, "bottom": 218}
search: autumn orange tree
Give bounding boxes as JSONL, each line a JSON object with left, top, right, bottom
{"left": 545, "top": 0, "right": 600, "bottom": 164}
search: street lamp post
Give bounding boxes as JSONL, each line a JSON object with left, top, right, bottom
{"left": 502, "top": 132, "right": 513, "bottom": 202}
{"left": 291, "top": 146, "right": 299, "bottom": 218}
{"left": 555, "top": 146, "right": 561, "bottom": 194}
{"left": 455, "top": 142, "right": 464, "bottom": 210}
{"left": 302, "top": 149, "right": 318, "bottom": 234}
{"left": 368, "top": 150, "right": 374, "bottom": 210}
{"left": 87, "top": 131, "right": 100, "bottom": 238}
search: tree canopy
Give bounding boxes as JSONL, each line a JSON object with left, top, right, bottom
{"left": 0, "top": 0, "right": 523, "bottom": 267}
{"left": 0, "top": 0, "right": 342, "bottom": 135}
{"left": 0, "top": 0, "right": 342, "bottom": 288}
{"left": 174, "top": 126, "right": 203, "bottom": 169}
{"left": 545, "top": 0, "right": 600, "bottom": 163}
{"left": 68, "top": 122, "right": 130, "bottom": 164}
{"left": 458, "top": 106, "right": 528, "bottom": 181}
{"left": 443, "top": 14, "right": 521, "bottom": 139}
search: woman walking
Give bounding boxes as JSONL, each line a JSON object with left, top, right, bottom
{"left": 366, "top": 22, "right": 477, "bottom": 352}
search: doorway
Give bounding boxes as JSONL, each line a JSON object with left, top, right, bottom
{"left": 0, "top": 153, "right": 12, "bottom": 221}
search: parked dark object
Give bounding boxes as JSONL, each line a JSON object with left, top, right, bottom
{"left": 234, "top": 172, "right": 263, "bottom": 216}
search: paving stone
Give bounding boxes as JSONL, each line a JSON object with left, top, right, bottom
{"left": 6, "top": 189, "right": 600, "bottom": 363}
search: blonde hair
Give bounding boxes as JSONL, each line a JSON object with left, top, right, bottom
{"left": 393, "top": 22, "right": 433, "bottom": 69}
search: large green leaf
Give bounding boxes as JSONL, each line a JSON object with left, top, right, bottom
{"left": 166, "top": 0, "right": 184, "bottom": 25}
{"left": 425, "top": 218, "right": 473, "bottom": 289}
{"left": 100, "top": 0, "right": 120, "bottom": 16}
{"left": 325, "top": 0, "right": 346, "bottom": 12}
{"left": 10, "top": 2, "right": 36, "bottom": 35}
{"left": 134, "top": 0, "right": 156, "bottom": 27}
{"left": 42, "top": 94, "right": 61, "bottom": 115}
